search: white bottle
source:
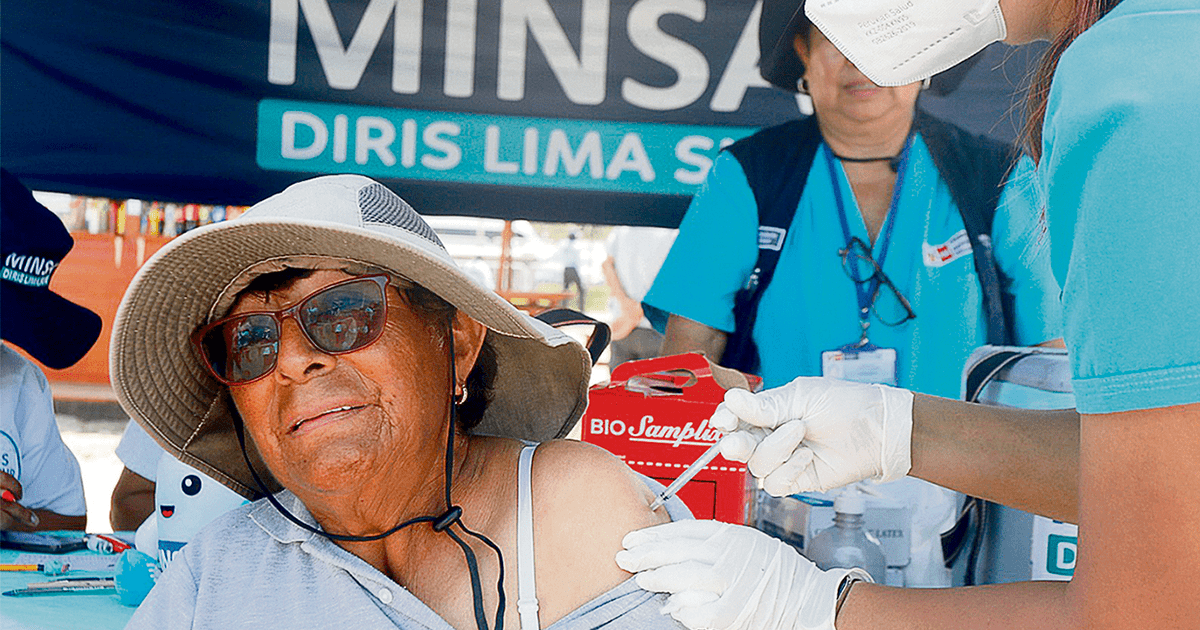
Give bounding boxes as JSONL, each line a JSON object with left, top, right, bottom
{"left": 806, "top": 485, "right": 887, "bottom": 583}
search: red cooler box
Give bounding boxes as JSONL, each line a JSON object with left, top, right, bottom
{"left": 582, "top": 353, "right": 761, "bottom": 523}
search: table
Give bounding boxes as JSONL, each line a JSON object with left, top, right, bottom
{"left": 1, "top": 545, "right": 136, "bottom": 630}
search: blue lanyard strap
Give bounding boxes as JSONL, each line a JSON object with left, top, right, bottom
{"left": 825, "top": 135, "right": 914, "bottom": 320}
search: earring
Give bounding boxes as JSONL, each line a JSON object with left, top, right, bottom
{"left": 921, "top": 77, "right": 932, "bottom": 91}
{"left": 797, "top": 77, "right": 811, "bottom": 95}
{"left": 456, "top": 385, "right": 469, "bottom": 406}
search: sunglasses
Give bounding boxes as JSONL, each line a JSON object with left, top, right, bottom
{"left": 193, "top": 275, "right": 391, "bottom": 385}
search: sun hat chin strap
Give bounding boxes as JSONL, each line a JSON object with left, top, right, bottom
{"left": 232, "top": 332, "right": 505, "bottom": 630}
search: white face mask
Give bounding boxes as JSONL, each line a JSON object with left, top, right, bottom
{"left": 805, "top": 0, "right": 1007, "bottom": 87}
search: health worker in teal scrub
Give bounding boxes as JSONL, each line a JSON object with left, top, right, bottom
{"left": 645, "top": 0, "right": 1064, "bottom": 398}
{"left": 643, "top": 0, "right": 1065, "bottom": 589}
{"left": 618, "top": 0, "right": 1200, "bottom": 629}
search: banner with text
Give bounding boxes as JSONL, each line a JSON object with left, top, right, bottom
{"left": 3, "top": 1, "right": 1037, "bottom": 225}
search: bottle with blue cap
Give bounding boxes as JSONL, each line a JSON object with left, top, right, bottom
{"left": 805, "top": 484, "right": 887, "bottom": 584}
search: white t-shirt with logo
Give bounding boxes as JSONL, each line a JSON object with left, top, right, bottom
{"left": 0, "top": 344, "right": 86, "bottom": 516}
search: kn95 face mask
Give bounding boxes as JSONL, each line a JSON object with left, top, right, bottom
{"left": 805, "top": 0, "right": 1007, "bottom": 87}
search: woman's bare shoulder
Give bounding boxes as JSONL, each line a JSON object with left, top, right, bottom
{"left": 528, "top": 439, "right": 669, "bottom": 623}
{"left": 531, "top": 439, "right": 667, "bottom": 527}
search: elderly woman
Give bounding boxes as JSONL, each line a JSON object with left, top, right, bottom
{"left": 118, "top": 175, "right": 691, "bottom": 630}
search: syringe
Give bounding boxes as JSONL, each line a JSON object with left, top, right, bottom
{"left": 648, "top": 441, "right": 724, "bottom": 511}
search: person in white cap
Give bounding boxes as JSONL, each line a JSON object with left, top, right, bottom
{"left": 118, "top": 175, "right": 698, "bottom": 630}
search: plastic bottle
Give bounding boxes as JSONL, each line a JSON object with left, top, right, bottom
{"left": 805, "top": 485, "right": 887, "bottom": 583}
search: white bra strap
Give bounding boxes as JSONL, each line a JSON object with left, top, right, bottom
{"left": 517, "top": 443, "right": 540, "bottom": 630}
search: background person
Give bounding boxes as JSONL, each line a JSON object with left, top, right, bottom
{"left": 556, "top": 231, "right": 586, "bottom": 310}
{"left": 619, "top": 0, "right": 1200, "bottom": 628}
{"left": 109, "top": 420, "right": 162, "bottom": 531}
{"left": 117, "top": 175, "right": 709, "bottom": 630}
{"left": 601, "top": 226, "right": 677, "bottom": 368}
{"left": 642, "top": 0, "right": 1063, "bottom": 586}
{"left": 0, "top": 168, "right": 96, "bottom": 532}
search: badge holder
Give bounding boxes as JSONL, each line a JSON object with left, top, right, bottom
{"left": 821, "top": 141, "right": 911, "bottom": 388}
{"left": 821, "top": 314, "right": 898, "bottom": 386}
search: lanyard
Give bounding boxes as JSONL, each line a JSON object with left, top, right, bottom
{"left": 824, "top": 136, "right": 913, "bottom": 341}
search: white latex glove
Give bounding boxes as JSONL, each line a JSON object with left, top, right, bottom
{"left": 616, "top": 520, "right": 870, "bottom": 630}
{"left": 713, "top": 376, "right": 914, "bottom": 495}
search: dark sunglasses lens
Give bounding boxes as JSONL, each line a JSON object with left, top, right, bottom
{"left": 299, "top": 280, "right": 387, "bottom": 354}
{"left": 202, "top": 314, "right": 280, "bottom": 383}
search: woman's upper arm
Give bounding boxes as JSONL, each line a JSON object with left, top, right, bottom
{"left": 533, "top": 440, "right": 668, "bottom": 556}
{"left": 1076, "top": 402, "right": 1200, "bottom": 628}
{"left": 1048, "top": 14, "right": 1200, "bottom": 626}
{"left": 529, "top": 440, "right": 668, "bottom": 619}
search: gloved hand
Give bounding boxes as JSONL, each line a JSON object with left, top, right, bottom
{"left": 713, "top": 377, "right": 914, "bottom": 495}
{"left": 616, "top": 520, "right": 870, "bottom": 630}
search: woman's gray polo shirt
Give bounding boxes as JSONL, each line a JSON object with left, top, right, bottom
{"left": 126, "top": 483, "right": 690, "bottom": 629}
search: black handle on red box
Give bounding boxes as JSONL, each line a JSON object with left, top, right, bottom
{"left": 535, "top": 309, "right": 611, "bottom": 366}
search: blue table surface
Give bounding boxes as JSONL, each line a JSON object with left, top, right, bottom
{"left": 1, "top": 534, "right": 136, "bottom": 630}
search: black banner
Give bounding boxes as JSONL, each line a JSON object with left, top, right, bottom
{"left": 2, "top": 1, "right": 1040, "bottom": 226}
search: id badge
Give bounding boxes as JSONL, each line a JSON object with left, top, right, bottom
{"left": 821, "top": 344, "right": 898, "bottom": 386}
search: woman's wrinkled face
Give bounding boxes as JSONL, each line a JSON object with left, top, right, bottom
{"left": 794, "top": 28, "right": 922, "bottom": 124}
{"left": 226, "top": 270, "right": 452, "bottom": 496}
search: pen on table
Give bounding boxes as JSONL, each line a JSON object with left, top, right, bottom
{"left": 3, "top": 578, "right": 115, "bottom": 597}
{"left": 26, "top": 577, "right": 115, "bottom": 587}
{"left": 0, "top": 564, "right": 69, "bottom": 573}
{"left": 649, "top": 441, "right": 725, "bottom": 511}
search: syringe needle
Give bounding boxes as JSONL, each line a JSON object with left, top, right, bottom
{"left": 649, "top": 441, "right": 724, "bottom": 511}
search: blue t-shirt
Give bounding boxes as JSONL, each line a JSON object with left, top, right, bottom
{"left": 646, "top": 131, "right": 1063, "bottom": 397}
{"left": 1040, "top": 0, "right": 1200, "bottom": 414}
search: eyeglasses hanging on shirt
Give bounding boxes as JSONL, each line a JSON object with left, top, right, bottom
{"left": 820, "top": 141, "right": 917, "bottom": 387}
{"left": 838, "top": 236, "right": 917, "bottom": 327}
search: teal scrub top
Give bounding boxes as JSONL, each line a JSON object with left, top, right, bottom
{"left": 646, "top": 132, "right": 1063, "bottom": 397}
{"left": 1040, "top": 0, "right": 1200, "bottom": 414}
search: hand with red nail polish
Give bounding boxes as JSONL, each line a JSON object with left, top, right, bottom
{"left": 1, "top": 471, "right": 40, "bottom": 531}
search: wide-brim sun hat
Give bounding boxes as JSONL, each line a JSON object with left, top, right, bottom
{"left": 111, "top": 174, "right": 592, "bottom": 498}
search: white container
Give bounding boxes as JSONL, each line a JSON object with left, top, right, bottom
{"left": 805, "top": 487, "right": 888, "bottom": 584}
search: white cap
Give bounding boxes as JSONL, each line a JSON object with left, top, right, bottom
{"left": 833, "top": 485, "right": 865, "bottom": 515}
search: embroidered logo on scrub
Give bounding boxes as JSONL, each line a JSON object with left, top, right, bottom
{"left": 757, "top": 226, "right": 787, "bottom": 251}
{"left": 922, "top": 229, "right": 973, "bottom": 267}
